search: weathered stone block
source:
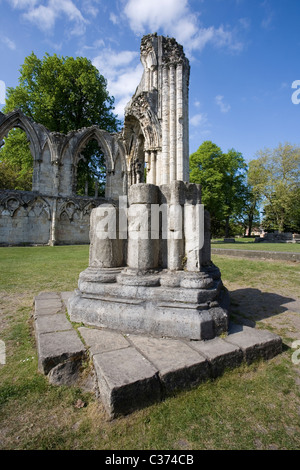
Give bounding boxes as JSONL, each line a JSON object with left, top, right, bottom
{"left": 37, "top": 329, "right": 86, "bottom": 375}
{"left": 93, "top": 347, "right": 161, "bottom": 418}
{"left": 47, "top": 359, "right": 81, "bottom": 386}
{"left": 225, "top": 325, "right": 282, "bottom": 364}
{"left": 129, "top": 335, "right": 210, "bottom": 393}
{"left": 68, "top": 291, "right": 223, "bottom": 340}
{"left": 128, "top": 183, "right": 159, "bottom": 205}
{"left": 78, "top": 327, "right": 130, "bottom": 355}
{"left": 89, "top": 205, "right": 124, "bottom": 268}
{"left": 35, "top": 313, "right": 73, "bottom": 335}
{"left": 190, "top": 337, "right": 243, "bottom": 378}
{"left": 34, "top": 297, "right": 63, "bottom": 316}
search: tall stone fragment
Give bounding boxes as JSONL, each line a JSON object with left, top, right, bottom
{"left": 67, "top": 33, "right": 230, "bottom": 340}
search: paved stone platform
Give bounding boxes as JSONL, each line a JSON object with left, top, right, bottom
{"left": 34, "top": 291, "right": 283, "bottom": 419}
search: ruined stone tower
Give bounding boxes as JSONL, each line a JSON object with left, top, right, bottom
{"left": 123, "top": 33, "right": 190, "bottom": 186}
{"left": 68, "top": 34, "right": 230, "bottom": 341}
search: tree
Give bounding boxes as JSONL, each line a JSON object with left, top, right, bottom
{"left": 222, "top": 149, "right": 248, "bottom": 237}
{"left": 1, "top": 52, "right": 120, "bottom": 194}
{"left": 189, "top": 141, "right": 248, "bottom": 237}
{"left": 0, "top": 128, "right": 33, "bottom": 191}
{"left": 248, "top": 143, "right": 300, "bottom": 232}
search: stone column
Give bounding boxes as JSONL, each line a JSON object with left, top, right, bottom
{"left": 199, "top": 210, "right": 211, "bottom": 266}
{"left": 49, "top": 198, "right": 57, "bottom": 246}
{"left": 89, "top": 204, "right": 124, "bottom": 268}
{"left": 184, "top": 185, "right": 204, "bottom": 272}
{"left": 152, "top": 67, "right": 158, "bottom": 89}
{"left": 105, "top": 171, "right": 111, "bottom": 199}
{"left": 176, "top": 63, "right": 183, "bottom": 181}
{"left": 145, "top": 150, "right": 151, "bottom": 183}
{"left": 161, "top": 65, "right": 169, "bottom": 185}
{"left": 51, "top": 160, "right": 60, "bottom": 196}
{"left": 169, "top": 64, "right": 176, "bottom": 182}
{"left": 156, "top": 150, "right": 162, "bottom": 186}
{"left": 32, "top": 159, "right": 41, "bottom": 192}
{"left": 151, "top": 151, "right": 156, "bottom": 185}
{"left": 183, "top": 67, "right": 189, "bottom": 182}
{"left": 167, "top": 181, "right": 185, "bottom": 270}
{"left": 127, "top": 184, "right": 159, "bottom": 271}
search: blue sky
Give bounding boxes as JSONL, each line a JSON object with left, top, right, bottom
{"left": 1, "top": 0, "right": 300, "bottom": 163}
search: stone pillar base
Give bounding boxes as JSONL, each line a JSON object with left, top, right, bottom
{"left": 68, "top": 264, "right": 230, "bottom": 341}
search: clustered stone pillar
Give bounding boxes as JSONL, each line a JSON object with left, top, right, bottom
{"left": 131, "top": 34, "right": 190, "bottom": 187}
{"left": 127, "top": 184, "right": 159, "bottom": 271}
{"left": 68, "top": 34, "right": 229, "bottom": 341}
{"left": 89, "top": 203, "right": 124, "bottom": 269}
{"left": 158, "top": 60, "right": 190, "bottom": 185}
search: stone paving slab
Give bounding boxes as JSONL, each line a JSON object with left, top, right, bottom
{"left": 129, "top": 334, "right": 210, "bottom": 392}
{"left": 78, "top": 327, "right": 130, "bottom": 355}
{"left": 34, "top": 292, "right": 86, "bottom": 377}
{"left": 189, "top": 336, "right": 244, "bottom": 378}
{"left": 93, "top": 347, "right": 161, "bottom": 417}
{"left": 34, "top": 296, "right": 63, "bottom": 316}
{"left": 35, "top": 292, "right": 62, "bottom": 300}
{"left": 36, "top": 329, "right": 86, "bottom": 375}
{"left": 35, "top": 313, "right": 73, "bottom": 335}
{"left": 34, "top": 291, "right": 283, "bottom": 418}
{"left": 225, "top": 323, "right": 282, "bottom": 364}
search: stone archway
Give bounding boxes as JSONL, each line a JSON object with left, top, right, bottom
{"left": 0, "top": 110, "right": 43, "bottom": 160}
{"left": 123, "top": 94, "right": 162, "bottom": 187}
{"left": 0, "top": 110, "right": 49, "bottom": 191}
{"left": 66, "top": 126, "right": 127, "bottom": 199}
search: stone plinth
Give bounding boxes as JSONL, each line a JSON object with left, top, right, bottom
{"left": 68, "top": 182, "right": 230, "bottom": 340}
{"left": 34, "top": 292, "right": 283, "bottom": 418}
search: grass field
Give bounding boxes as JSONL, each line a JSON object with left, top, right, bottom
{"left": 212, "top": 238, "right": 300, "bottom": 252}
{"left": 0, "top": 245, "right": 300, "bottom": 450}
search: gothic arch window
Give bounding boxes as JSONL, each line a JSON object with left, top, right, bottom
{"left": 0, "top": 127, "right": 34, "bottom": 191}
{"left": 0, "top": 111, "right": 42, "bottom": 191}
{"left": 124, "top": 115, "right": 146, "bottom": 185}
{"left": 72, "top": 128, "right": 116, "bottom": 198}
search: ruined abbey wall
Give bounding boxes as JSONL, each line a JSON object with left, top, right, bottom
{"left": 0, "top": 33, "right": 192, "bottom": 246}
{"left": 0, "top": 112, "right": 127, "bottom": 245}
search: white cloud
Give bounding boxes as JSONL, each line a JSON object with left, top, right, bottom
{"left": 1, "top": 36, "right": 16, "bottom": 50}
{"left": 9, "top": 0, "right": 88, "bottom": 35}
{"left": 23, "top": 4, "right": 57, "bottom": 31}
{"left": 92, "top": 48, "right": 143, "bottom": 118}
{"left": 215, "top": 95, "right": 231, "bottom": 113}
{"left": 109, "top": 12, "right": 119, "bottom": 25}
{"left": 124, "top": 0, "right": 188, "bottom": 35}
{"left": 82, "top": 0, "right": 99, "bottom": 18}
{"left": 8, "top": 0, "right": 37, "bottom": 7}
{"left": 190, "top": 112, "right": 208, "bottom": 127}
{"left": 123, "top": 0, "right": 244, "bottom": 55}
{"left": 261, "top": 0, "right": 274, "bottom": 30}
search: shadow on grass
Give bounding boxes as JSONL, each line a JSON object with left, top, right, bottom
{"left": 228, "top": 287, "right": 299, "bottom": 327}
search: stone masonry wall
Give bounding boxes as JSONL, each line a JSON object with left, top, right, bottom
{"left": 0, "top": 190, "right": 105, "bottom": 246}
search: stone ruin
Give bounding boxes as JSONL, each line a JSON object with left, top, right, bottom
{"left": 0, "top": 110, "right": 126, "bottom": 245}
{"left": 31, "top": 34, "right": 282, "bottom": 418}
{"left": 68, "top": 33, "right": 229, "bottom": 341}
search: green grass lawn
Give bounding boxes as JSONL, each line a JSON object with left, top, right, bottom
{"left": 0, "top": 246, "right": 300, "bottom": 450}
{"left": 212, "top": 239, "right": 300, "bottom": 252}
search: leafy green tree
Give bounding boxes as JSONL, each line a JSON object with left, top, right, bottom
{"left": 1, "top": 52, "right": 120, "bottom": 194}
{"left": 222, "top": 149, "right": 248, "bottom": 237}
{"left": 190, "top": 141, "right": 224, "bottom": 235}
{"left": 249, "top": 143, "right": 300, "bottom": 232}
{"left": 190, "top": 141, "right": 248, "bottom": 237}
{"left": 0, "top": 128, "right": 32, "bottom": 190}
